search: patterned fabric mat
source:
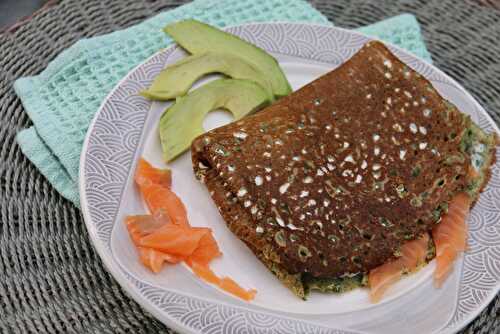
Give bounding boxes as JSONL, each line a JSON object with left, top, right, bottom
{"left": 0, "top": 0, "right": 498, "bottom": 333}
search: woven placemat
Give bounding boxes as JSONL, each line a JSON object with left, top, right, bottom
{"left": 0, "top": 0, "right": 498, "bottom": 333}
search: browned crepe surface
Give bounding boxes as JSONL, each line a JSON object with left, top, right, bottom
{"left": 192, "top": 41, "right": 473, "bottom": 280}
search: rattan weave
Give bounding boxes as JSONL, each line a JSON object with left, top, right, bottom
{"left": 0, "top": 0, "right": 499, "bottom": 333}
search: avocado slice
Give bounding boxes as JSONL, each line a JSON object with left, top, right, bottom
{"left": 164, "top": 19, "right": 292, "bottom": 98}
{"left": 141, "top": 52, "right": 274, "bottom": 101}
{"left": 159, "top": 78, "right": 270, "bottom": 161}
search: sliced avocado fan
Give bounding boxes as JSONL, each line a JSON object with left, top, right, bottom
{"left": 141, "top": 52, "right": 274, "bottom": 101}
{"left": 164, "top": 19, "right": 292, "bottom": 98}
{"left": 160, "top": 79, "right": 270, "bottom": 161}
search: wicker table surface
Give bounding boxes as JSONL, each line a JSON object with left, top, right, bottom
{"left": 0, "top": 0, "right": 499, "bottom": 333}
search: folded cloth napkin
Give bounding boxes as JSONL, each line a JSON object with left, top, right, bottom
{"left": 15, "top": 0, "right": 431, "bottom": 207}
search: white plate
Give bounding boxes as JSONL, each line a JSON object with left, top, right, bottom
{"left": 80, "top": 22, "right": 500, "bottom": 334}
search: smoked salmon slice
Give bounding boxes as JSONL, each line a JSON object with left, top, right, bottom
{"left": 189, "top": 261, "right": 256, "bottom": 301}
{"left": 219, "top": 277, "right": 257, "bottom": 301}
{"left": 369, "top": 233, "right": 430, "bottom": 303}
{"left": 369, "top": 193, "right": 471, "bottom": 302}
{"left": 188, "top": 261, "right": 221, "bottom": 285}
{"left": 432, "top": 193, "right": 471, "bottom": 288}
{"left": 126, "top": 213, "right": 182, "bottom": 273}
{"left": 187, "top": 232, "right": 222, "bottom": 265}
{"left": 135, "top": 158, "right": 172, "bottom": 189}
{"left": 138, "top": 224, "right": 210, "bottom": 256}
{"left": 126, "top": 157, "right": 256, "bottom": 301}
{"left": 138, "top": 183, "right": 189, "bottom": 227}
{"left": 134, "top": 158, "right": 189, "bottom": 227}
{"left": 138, "top": 247, "right": 183, "bottom": 273}
{"left": 125, "top": 213, "right": 170, "bottom": 245}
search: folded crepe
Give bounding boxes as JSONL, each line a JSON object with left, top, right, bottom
{"left": 191, "top": 41, "right": 498, "bottom": 298}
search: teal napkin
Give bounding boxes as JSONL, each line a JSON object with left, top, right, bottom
{"left": 15, "top": 0, "right": 431, "bottom": 207}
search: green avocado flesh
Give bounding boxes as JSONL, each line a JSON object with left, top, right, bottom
{"left": 159, "top": 78, "right": 270, "bottom": 161}
{"left": 164, "top": 19, "right": 292, "bottom": 98}
{"left": 141, "top": 52, "right": 274, "bottom": 101}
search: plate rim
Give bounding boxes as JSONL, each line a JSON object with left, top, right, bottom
{"left": 79, "top": 21, "right": 500, "bottom": 334}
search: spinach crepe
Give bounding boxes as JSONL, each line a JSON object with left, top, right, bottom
{"left": 191, "top": 41, "right": 498, "bottom": 298}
